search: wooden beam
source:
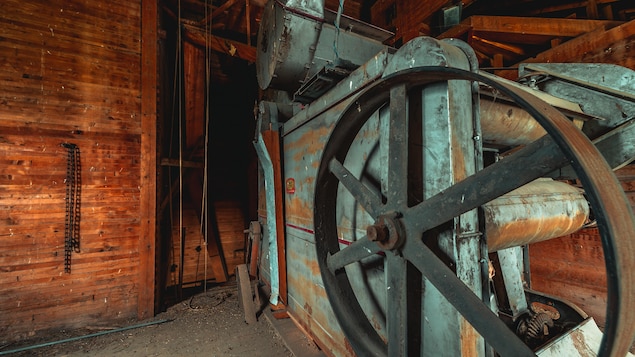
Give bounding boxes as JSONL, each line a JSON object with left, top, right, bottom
{"left": 401, "top": 0, "right": 450, "bottom": 42}
{"left": 140, "top": 0, "right": 158, "bottom": 319}
{"left": 160, "top": 158, "right": 204, "bottom": 168}
{"left": 196, "top": 0, "right": 241, "bottom": 25}
{"left": 467, "top": 15, "right": 621, "bottom": 36}
{"left": 472, "top": 35, "right": 527, "bottom": 56}
{"left": 213, "top": 0, "right": 240, "bottom": 19}
{"left": 236, "top": 264, "right": 257, "bottom": 324}
{"left": 183, "top": 41, "right": 205, "bottom": 149}
{"left": 440, "top": 15, "right": 622, "bottom": 40}
{"left": 523, "top": 0, "right": 621, "bottom": 16}
{"left": 492, "top": 53, "right": 504, "bottom": 68}
{"left": 437, "top": 23, "right": 472, "bottom": 40}
{"left": 182, "top": 23, "right": 256, "bottom": 63}
{"left": 496, "top": 19, "right": 635, "bottom": 79}
{"left": 227, "top": 4, "right": 246, "bottom": 36}
{"left": 245, "top": 0, "right": 251, "bottom": 46}
{"left": 587, "top": 0, "right": 600, "bottom": 19}
{"left": 470, "top": 40, "right": 521, "bottom": 66}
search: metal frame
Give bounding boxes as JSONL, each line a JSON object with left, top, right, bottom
{"left": 314, "top": 66, "right": 635, "bottom": 357}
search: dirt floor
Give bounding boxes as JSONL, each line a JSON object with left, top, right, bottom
{"left": 1, "top": 281, "right": 320, "bottom": 357}
{"left": 9, "top": 279, "right": 631, "bottom": 357}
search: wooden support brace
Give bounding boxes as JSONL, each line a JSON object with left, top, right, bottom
{"left": 236, "top": 264, "right": 257, "bottom": 324}
{"left": 140, "top": 0, "right": 158, "bottom": 319}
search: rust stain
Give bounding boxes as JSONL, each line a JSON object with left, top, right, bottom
{"left": 460, "top": 317, "right": 479, "bottom": 356}
{"left": 531, "top": 302, "right": 561, "bottom": 320}
{"left": 286, "top": 248, "right": 322, "bottom": 288}
{"left": 370, "top": 315, "right": 388, "bottom": 344}
{"left": 484, "top": 181, "right": 589, "bottom": 251}
{"left": 571, "top": 328, "right": 595, "bottom": 356}
{"left": 285, "top": 195, "right": 313, "bottom": 223}
{"left": 371, "top": 315, "right": 383, "bottom": 332}
{"left": 480, "top": 100, "right": 546, "bottom": 146}
{"left": 286, "top": 126, "right": 330, "bottom": 163}
{"left": 450, "top": 126, "right": 469, "bottom": 182}
{"left": 288, "top": 267, "right": 349, "bottom": 356}
{"left": 344, "top": 337, "right": 356, "bottom": 357}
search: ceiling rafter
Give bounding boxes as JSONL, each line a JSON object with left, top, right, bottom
{"left": 439, "top": 15, "right": 622, "bottom": 39}
{"left": 183, "top": 23, "right": 257, "bottom": 63}
{"left": 197, "top": 0, "right": 241, "bottom": 25}
{"left": 162, "top": 0, "right": 635, "bottom": 83}
{"left": 495, "top": 18, "right": 635, "bottom": 78}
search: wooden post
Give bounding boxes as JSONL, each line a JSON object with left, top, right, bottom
{"left": 140, "top": 0, "right": 158, "bottom": 319}
{"left": 245, "top": 0, "right": 251, "bottom": 46}
{"left": 492, "top": 53, "right": 504, "bottom": 69}
{"left": 248, "top": 221, "right": 261, "bottom": 277}
{"left": 236, "top": 264, "right": 257, "bottom": 324}
{"left": 183, "top": 42, "right": 205, "bottom": 149}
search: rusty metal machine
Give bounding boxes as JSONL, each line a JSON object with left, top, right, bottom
{"left": 252, "top": 1, "right": 635, "bottom": 356}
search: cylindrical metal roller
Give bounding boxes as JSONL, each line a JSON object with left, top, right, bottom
{"left": 480, "top": 99, "right": 546, "bottom": 146}
{"left": 483, "top": 178, "right": 589, "bottom": 252}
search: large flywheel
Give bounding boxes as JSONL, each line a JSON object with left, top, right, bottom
{"left": 313, "top": 66, "right": 635, "bottom": 356}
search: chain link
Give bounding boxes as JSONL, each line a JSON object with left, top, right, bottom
{"left": 62, "top": 143, "right": 81, "bottom": 273}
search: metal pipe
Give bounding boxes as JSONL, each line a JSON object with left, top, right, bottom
{"left": 0, "top": 319, "right": 171, "bottom": 355}
{"left": 483, "top": 179, "right": 589, "bottom": 252}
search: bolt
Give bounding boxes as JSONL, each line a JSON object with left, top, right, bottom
{"left": 367, "top": 224, "right": 388, "bottom": 242}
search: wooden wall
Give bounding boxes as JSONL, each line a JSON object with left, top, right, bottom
{"left": 530, "top": 165, "right": 635, "bottom": 327}
{"left": 370, "top": 0, "right": 452, "bottom": 44}
{"left": 167, "top": 202, "right": 246, "bottom": 288}
{"left": 0, "top": 0, "right": 155, "bottom": 343}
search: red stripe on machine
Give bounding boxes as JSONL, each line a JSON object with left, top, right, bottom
{"left": 285, "top": 222, "right": 315, "bottom": 234}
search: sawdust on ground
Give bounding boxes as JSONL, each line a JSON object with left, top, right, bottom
{"left": 2, "top": 283, "right": 295, "bottom": 357}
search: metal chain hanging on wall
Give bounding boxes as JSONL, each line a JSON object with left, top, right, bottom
{"left": 62, "top": 143, "right": 81, "bottom": 273}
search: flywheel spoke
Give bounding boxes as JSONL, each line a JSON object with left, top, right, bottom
{"left": 408, "top": 134, "right": 568, "bottom": 234}
{"left": 403, "top": 239, "right": 536, "bottom": 357}
{"left": 386, "top": 253, "right": 408, "bottom": 356}
{"left": 327, "top": 236, "right": 381, "bottom": 273}
{"left": 385, "top": 84, "right": 409, "bottom": 208}
{"left": 314, "top": 64, "right": 635, "bottom": 357}
{"left": 329, "top": 158, "right": 383, "bottom": 218}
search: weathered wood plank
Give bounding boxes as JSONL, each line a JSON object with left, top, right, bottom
{"left": 236, "top": 264, "right": 257, "bottom": 324}
{"left": 1, "top": 1, "right": 141, "bottom": 52}
{"left": 496, "top": 19, "right": 635, "bottom": 79}
{"left": 447, "top": 16, "right": 620, "bottom": 38}
{"left": 0, "top": 0, "right": 146, "bottom": 342}
{"left": 1, "top": 281, "right": 138, "bottom": 340}
{"left": 0, "top": 258, "right": 139, "bottom": 283}
{"left": 182, "top": 23, "right": 256, "bottom": 63}
{"left": 184, "top": 41, "right": 206, "bottom": 149}
{"left": 168, "top": 209, "right": 220, "bottom": 285}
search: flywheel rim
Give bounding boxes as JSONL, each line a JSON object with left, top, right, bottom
{"left": 313, "top": 66, "right": 635, "bottom": 357}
